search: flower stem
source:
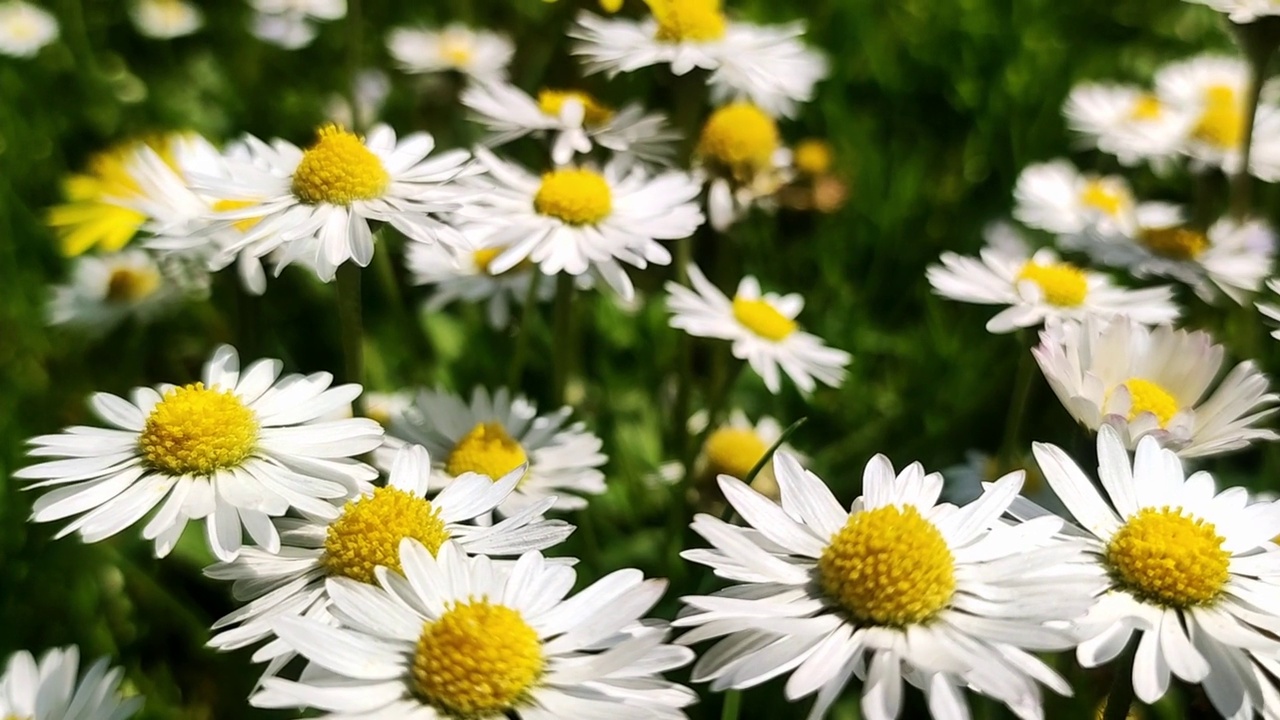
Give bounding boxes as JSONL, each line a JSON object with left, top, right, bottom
{"left": 507, "top": 272, "right": 545, "bottom": 390}
{"left": 1230, "top": 19, "right": 1280, "bottom": 220}
{"left": 999, "top": 335, "right": 1037, "bottom": 465}
{"left": 1101, "top": 637, "right": 1138, "bottom": 720}
{"left": 551, "top": 273, "right": 575, "bottom": 406}
{"left": 672, "top": 235, "right": 695, "bottom": 465}
{"left": 336, "top": 262, "right": 365, "bottom": 413}
{"left": 720, "top": 690, "right": 742, "bottom": 720}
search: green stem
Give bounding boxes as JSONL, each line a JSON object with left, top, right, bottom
{"left": 507, "top": 272, "right": 545, "bottom": 390}
{"left": 1230, "top": 19, "right": 1280, "bottom": 220}
{"left": 336, "top": 263, "right": 365, "bottom": 413}
{"left": 720, "top": 690, "right": 742, "bottom": 720}
{"left": 672, "top": 235, "right": 695, "bottom": 466}
{"left": 551, "top": 273, "right": 575, "bottom": 405}
{"left": 61, "top": 0, "right": 98, "bottom": 76}
{"left": 999, "top": 337, "right": 1037, "bottom": 465}
{"left": 1101, "top": 637, "right": 1138, "bottom": 720}
{"left": 346, "top": 0, "right": 365, "bottom": 133}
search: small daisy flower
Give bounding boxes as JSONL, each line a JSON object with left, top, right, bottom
{"left": 387, "top": 387, "right": 607, "bottom": 516}
{"left": 695, "top": 101, "right": 793, "bottom": 231}
{"left": 386, "top": 24, "right": 513, "bottom": 84}
{"left": 464, "top": 148, "right": 704, "bottom": 301}
{"left": 1, "top": 646, "right": 142, "bottom": 720}
{"left": 405, "top": 229, "right": 555, "bottom": 329}
{"left": 15, "top": 345, "right": 384, "bottom": 561}
{"left": 461, "top": 81, "right": 679, "bottom": 167}
{"left": 677, "top": 451, "right": 1101, "bottom": 720}
{"left": 666, "top": 264, "right": 850, "bottom": 393}
{"left": 1063, "top": 83, "right": 1184, "bottom": 167}
{"left": 0, "top": 1, "right": 58, "bottom": 58}
{"left": 1033, "top": 317, "right": 1279, "bottom": 457}
{"left": 47, "top": 249, "right": 179, "bottom": 334}
{"left": 252, "top": 539, "right": 696, "bottom": 718}
{"left": 130, "top": 0, "right": 203, "bottom": 39}
{"left": 694, "top": 408, "right": 799, "bottom": 499}
{"left": 248, "top": 0, "right": 345, "bottom": 49}
{"left": 1033, "top": 426, "right": 1280, "bottom": 717}
{"left": 1012, "top": 160, "right": 1137, "bottom": 237}
{"left": 1184, "top": 0, "right": 1280, "bottom": 22}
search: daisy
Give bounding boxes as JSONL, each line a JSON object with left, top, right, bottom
{"left": 1062, "top": 83, "right": 1184, "bottom": 167}
{"left": 695, "top": 101, "right": 793, "bottom": 231}
{"left": 195, "top": 124, "right": 477, "bottom": 283}
{"left": 0, "top": 1, "right": 58, "bottom": 58}
{"left": 461, "top": 80, "right": 679, "bottom": 167}
{"left": 666, "top": 264, "right": 850, "bottom": 393}
{"left": 252, "top": 539, "right": 697, "bottom": 718}
{"left": 1183, "top": 0, "right": 1280, "bottom": 22}
{"left": 462, "top": 148, "right": 704, "bottom": 301}
{"left": 1032, "top": 427, "right": 1280, "bottom": 717}
{"left": 1012, "top": 159, "right": 1137, "bottom": 237}
{"left": 385, "top": 386, "right": 606, "bottom": 516}
{"left": 386, "top": 24, "right": 513, "bottom": 84}
{"left": 205, "top": 444, "right": 574, "bottom": 674}
{"left": 1033, "top": 316, "right": 1279, "bottom": 457}
{"left": 692, "top": 408, "right": 800, "bottom": 501}
{"left": 14, "top": 344, "right": 385, "bottom": 561}
{"left": 46, "top": 249, "right": 179, "bottom": 334}
{"left": 130, "top": 0, "right": 202, "bottom": 39}
{"left": 248, "top": 0, "right": 345, "bottom": 49}
{"left": 676, "top": 451, "right": 1101, "bottom": 720}
{"left": 1, "top": 646, "right": 142, "bottom": 720}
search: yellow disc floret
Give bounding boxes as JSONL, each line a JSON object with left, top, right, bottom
{"left": 1106, "top": 506, "right": 1230, "bottom": 608}
{"left": 1137, "top": 226, "right": 1210, "bottom": 261}
{"left": 819, "top": 505, "right": 956, "bottom": 626}
{"left": 1079, "top": 179, "right": 1130, "bottom": 217}
{"left": 290, "top": 125, "right": 390, "bottom": 206}
{"left": 793, "top": 139, "right": 834, "bottom": 176}
{"left": 704, "top": 427, "right": 768, "bottom": 479}
{"left": 698, "top": 103, "right": 780, "bottom": 181}
{"left": 412, "top": 600, "right": 544, "bottom": 717}
{"left": 138, "top": 383, "right": 258, "bottom": 476}
{"left": 1016, "top": 261, "right": 1089, "bottom": 307}
{"left": 533, "top": 168, "right": 613, "bottom": 226}
{"left": 1129, "top": 94, "right": 1163, "bottom": 121}
{"left": 322, "top": 487, "right": 451, "bottom": 584}
{"left": 537, "top": 89, "right": 615, "bottom": 126}
{"left": 446, "top": 422, "right": 529, "bottom": 479}
{"left": 732, "top": 296, "right": 797, "bottom": 341}
{"left": 1192, "top": 85, "right": 1244, "bottom": 150}
{"left": 1120, "top": 378, "right": 1179, "bottom": 427}
{"left": 647, "top": 0, "right": 726, "bottom": 42}
{"left": 106, "top": 266, "right": 160, "bottom": 303}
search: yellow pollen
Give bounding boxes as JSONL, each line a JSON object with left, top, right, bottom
{"left": 698, "top": 103, "right": 780, "bottom": 181}
{"left": 732, "top": 296, "right": 796, "bottom": 341}
{"left": 793, "top": 139, "right": 834, "bottom": 176}
{"left": 446, "top": 422, "right": 529, "bottom": 480}
{"left": 1129, "top": 94, "right": 1163, "bottom": 121}
{"left": 704, "top": 427, "right": 768, "bottom": 479}
{"left": 1106, "top": 506, "right": 1230, "bottom": 608}
{"left": 439, "top": 35, "right": 473, "bottom": 67}
{"left": 533, "top": 168, "right": 613, "bottom": 226}
{"left": 138, "top": 383, "right": 258, "bottom": 476}
{"left": 321, "top": 487, "right": 450, "bottom": 585}
{"left": 290, "top": 125, "right": 390, "bottom": 206}
{"left": 1079, "top": 179, "right": 1129, "bottom": 217}
{"left": 1137, "top": 226, "right": 1210, "bottom": 261}
{"left": 1118, "top": 378, "right": 1179, "bottom": 427}
{"left": 412, "top": 600, "right": 544, "bottom": 717}
{"left": 212, "top": 198, "right": 264, "bottom": 233}
{"left": 819, "top": 505, "right": 956, "bottom": 626}
{"left": 105, "top": 266, "right": 160, "bottom": 303}
{"left": 1015, "top": 261, "right": 1089, "bottom": 307}
{"left": 1192, "top": 84, "right": 1244, "bottom": 150}
{"left": 647, "top": 0, "right": 726, "bottom": 42}
{"left": 537, "top": 89, "right": 615, "bottom": 126}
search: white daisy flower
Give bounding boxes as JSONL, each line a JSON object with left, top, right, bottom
{"left": 47, "top": 249, "right": 179, "bottom": 335}
{"left": 461, "top": 81, "right": 678, "bottom": 167}
{"left": 15, "top": 345, "right": 384, "bottom": 561}
{"left": 666, "top": 264, "right": 850, "bottom": 393}
{"left": 0, "top": 646, "right": 142, "bottom": 720}
{"left": 0, "top": 1, "right": 58, "bottom": 58}
{"left": 205, "top": 444, "right": 574, "bottom": 673}
{"left": 1184, "top": 0, "right": 1280, "bottom": 22}
{"left": 1012, "top": 159, "right": 1137, "bottom": 237}
{"left": 130, "top": 0, "right": 202, "bottom": 39}
{"left": 1032, "top": 426, "right": 1280, "bottom": 717}
{"left": 386, "top": 24, "right": 513, "bottom": 84}
{"left": 1062, "top": 83, "right": 1184, "bottom": 166}
{"left": 570, "top": 2, "right": 828, "bottom": 118}
{"left": 692, "top": 409, "right": 800, "bottom": 499}
{"left": 195, "top": 124, "right": 477, "bottom": 283}
{"left": 676, "top": 451, "right": 1101, "bottom": 720}
{"left": 1033, "top": 317, "right": 1279, "bottom": 457}
{"left": 695, "top": 101, "right": 793, "bottom": 232}
{"left": 248, "top": 0, "right": 345, "bottom": 49}
{"left": 464, "top": 148, "right": 704, "bottom": 301}
{"left": 386, "top": 386, "right": 607, "bottom": 517}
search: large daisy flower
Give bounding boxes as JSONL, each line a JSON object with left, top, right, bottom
{"left": 129, "top": 0, "right": 202, "bottom": 39}
{"left": 1032, "top": 427, "right": 1280, "bottom": 717}
{"left": 676, "top": 451, "right": 1101, "bottom": 720}
{"left": 1012, "top": 160, "right": 1137, "bottom": 238}
{"left": 252, "top": 539, "right": 697, "bottom": 718}
{"left": 1, "top": 646, "right": 142, "bottom": 720}
{"left": 15, "top": 345, "right": 384, "bottom": 561}
{"left": 1033, "top": 317, "right": 1279, "bottom": 457}
{"left": 666, "top": 264, "right": 850, "bottom": 393}
{"left": 46, "top": 249, "right": 180, "bottom": 334}
{"left": 1063, "top": 83, "right": 1184, "bottom": 167}
{"left": 386, "top": 24, "right": 513, "bottom": 84}
{"left": 0, "top": 1, "right": 58, "bottom": 58}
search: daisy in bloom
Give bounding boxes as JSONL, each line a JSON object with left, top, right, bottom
{"left": 247, "top": 0, "right": 345, "bottom": 50}
{"left": 1033, "top": 317, "right": 1279, "bottom": 457}
{"left": 130, "top": 0, "right": 203, "bottom": 39}
{"left": 925, "top": 225, "right": 1180, "bottom": 333}
{"left": 695, "top": 101, "right": 793, "bottom": 231}
{"left": 692, "top": 408, "right": 800, "bottom": 501}
{"left": 1, "top": 646, "right": 142, "bottom": 720}
{"left": 1012, "top": 160, "right": 1137, "bottom": 237}
{"left": 47, "top": 249, "right": 179, "bottom": 334}
{"left": 205, "top": 444, "right": 574, "bottom": 673}
{"left": 386, "top": 24, "right": 513, "bottom": 84}
{"left": 676, "top": 451, "right": 1101, "bottom": 720}
{"left": 1183, "top": 0, "right": 1280, "bottom": 22}
{"left": 14, "top": 345, "right": 384, "bottom": 561}
{"left": 1062, "top": 83, "right": 1184, "bottom": 167}
{"left": 461, "top": 81, "right": 678, "bottom": 167}
{"left": 1032, "top": 427, "right": 1280, "bottom": 717}
{"left": 666, "top": 264, "right": 850, "bottom": 393}
{"left": 252, "top": 539, "right": 697, "bottom": 718}
{"left": 405, "top": 230, "right": 555, "bottom": 329}
{"left": 196, "top": 124, "right": 477, "bottom": 283}
{"left": 386, "top": 386, "right": 606, "bottom": 516}
{"left": 0, "top": 1, "right": 58, "bottom": 58}
{"left": 463, "top": 148, "right": 704, "bottom": 300}
{"left": 570, "top": 0, "right": 828, "bottom": 118}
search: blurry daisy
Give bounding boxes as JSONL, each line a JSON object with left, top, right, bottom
{"left": 248, "top": 0, "right": 345, "bottom": 49}
{"left": 389, "top": 386, "right": 606, "bottom": 516}
{"left": 0, "top": 1, "right": 58, "bottom": 58}
{"left": 405, "top": 229, "right": 554, "bottom": 329}
{"left": 464, "top": 148, "right": 704, "bottom": 300}
{"left": 571, "top": 1, "right": 828, "bottom": 118}
{"left": 696, "top": 101, "right": 793, "bottom": 231}
{"left": 1033, "top": 427, "right": 1280, "bottom": 717}
{"left": 253, "top": 540, "right": 696, "bottom": 718}
{"left": 943, "top": 448, "right": 1065, "bottom": 515}
{"left": 1184, "top": 0, "right": 1280, "bottom": 21}
{"left": 386, "top": 24, "right": 513, "bottom": 84}
{"left": 1033, "top": 317, "right": 1278, "bottom": 457}
{"left": 206, "top": 444, "right": 573, "bottom": 673}
{"left": 130, "top": 0, "right": 202, "bottom": 39}
{"left": 461, "top": 81, "right": 678, "bottom": 166}
{"left": 677, "top": 451, "right": 1100, "bottom": 720}
{"left": 15, "top": 345, "right": 384, "bottom": 560}
{"left": 47, "top": 249, "right": 179, "bottom": 334}
{"left": 1013, "top": 160, "right": 1137, "bottom": 237}
{"left": 666, "top": 264, "right": 850, "bottom": 393}
{"left": 692, "top": 408, "right": 800, "bottom": 501}
{"left": 1063, "top": 83, "right": 1184, "bottom": 167}
{"left": 1, "top": 646, "right": 142, "bottom": 720}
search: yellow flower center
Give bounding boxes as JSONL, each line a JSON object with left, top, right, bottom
{"left": 321, "top": 487, "right": 451, "bottom": 585}
{"left": 533, "top": 168, "right": 613, "bottom": 226}
{"left": 290, "top": 125, "right": 390, "bottom": 206}
{"left": 1105, "top": 506, "right": 1230, "bottom": 608}
{"left": 537, "top": 89, "right": 615, "bottom": 126}
{"left": 439, "top": 34, "right": 473, "bottom": 67}
{"left": 698, "top": 103, "right": 780, "bottom": 181}
{"left": 731, "top": 296, "right": 796, "bottom": 341}
{"left": 1129, "top": 94, "right": 1163, "bottom": 121}
{"left": 647, "top": 0, "right": 726, "bottom": 42}
{"left": 793, "top": 139, "right": 834, "bottom": 176}
{"left": 412, "top": 600, "right": 544, "bottom": 717}
{"left": 704, "top": 427, "right": 768, "bottom": 479}
{"left": 1079, "top": 179, "right": 1129, "bottom": 217}
{"left": 446, "top": 422, "right": 529, "bottom": 479}
{"left": 212, "top": 198, "right": 264, "bottom": 233}
{"left": 1015, "top": 261, "right": 1089, "bottom": 307}
{"left": 138, "top": 383, "right": 258, "bottom": 476}
{"left": 818, "top": 505, "right": 956, "bottom": 626}
{"left": 1192, "top": 84, "right": 1244, "bottom": 150}
{"left": 106, "top": 266, "right": 160, "bottom": 303}
{"left": 1119, "top": 378, "right": 1179, "bottom": 427}
{"left": 1137, "top": 226, "right": 1209, "bottom": 261}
